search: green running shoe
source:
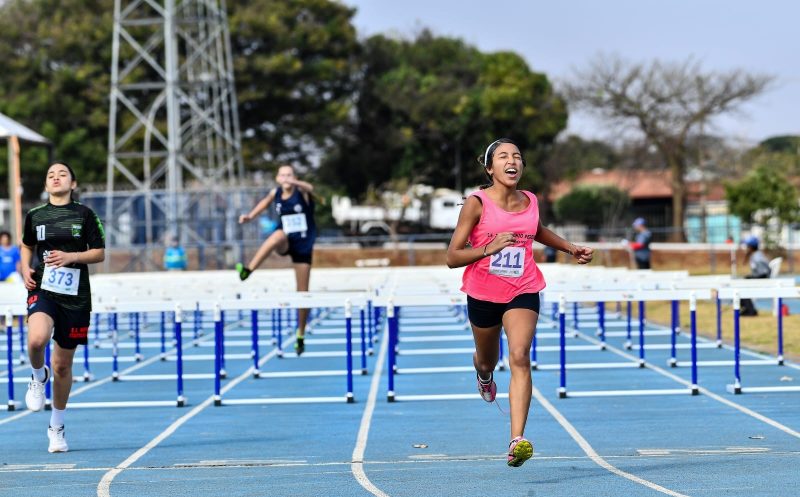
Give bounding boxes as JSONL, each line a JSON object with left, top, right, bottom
{"left": 507, "top": 437, "right": 533, "bottom": 467}
{"left": 294, "top": 332, "right": 305, "bottom": 356}
{"left": 235, "top": 262, "right": 252, "bottom": 281}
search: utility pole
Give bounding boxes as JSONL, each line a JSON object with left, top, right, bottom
{"left": 105, "top": 0, "right": 243, "bottom": 271}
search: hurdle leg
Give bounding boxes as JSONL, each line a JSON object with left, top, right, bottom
{"left": 637, "top": 301, "right": 645, "bottom": 367}
{"left": 160, "top": 311, "right": 167, "bottom": 360}
{"left": 558, "top": 296, "right": 567, "bottom": 398}
{"left": 6, "top": 315, "right": 15, "bottom": 410}
{"left": 17, "top": 316, "right": 26, "bottom": 364}
{"left": 214, "top": 305, "right": 223, "bottom": 406}
{"left": 373, "top": 305, "right": 381, "bottom": 343}
{"left": 251, "top": 310, "right": 260, "bottom": 378}
{"left": 219, "top": 310, "right": 227, "bottom": 377}
{"left": 134, "top": 312, "right": 143, "bottom": 361}
{"left": 44, "top": 341, "right": 52, "bottom": 410}
{"left": 111, "top": 313, "right": 119, "bottom": 381}
{"left": 498, "top": 328, "right": 506, "bottom": 371}
{"left": 716, "top": 295, "right": 722, "bottom": 347}
{"left": 731, "top": 294, "right": 742, "bottom": 394}
{"left": 359, "top": 306, "right": 367, "bottom": 375}
{"left": 194, "top": 303, "right": 201, "bottom": 344}
{"left": 93, "top": 313, "right": 101, "bottom": 349}
{"left": 572, "top": 302, "right": 579, "bottom": 337}
{"left": 690, "top": 294, "right": 699, "bottom": 395}
{"left": 777, "top": 297, "right": 784, "bottom": 365}
{"left": 270, "top": 309, "right": 277, "bottom": 345}
{"left": 345, "top": 301, "right": 354, "bottom": 403}
{"left": 625, "top": 301, "right": 632, "bottom": 349}
{"left": 175, "top": 305, "right": 185, "bottom": 407}
{"left": 367, "top": 300, "right": 374, "bottom": 354}
{"left": 82, "top": 344, "right": 92, "bottom": 382}
{"left": 387, "top": 303, "right": 397, "bottom": 402}
{"left": 669, "top": 300, "right": 678, "bottom": 367}
{"left": 276, "top": 309, "right": 283, "bottom": 358}
{"left": 597, "top": 302, "right": 606, "bottom": 350}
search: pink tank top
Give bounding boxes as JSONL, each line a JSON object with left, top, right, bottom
{"left": 461, "top": 189, "right": 546, "bottom": 303}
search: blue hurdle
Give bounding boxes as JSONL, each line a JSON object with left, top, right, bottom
{"left": 213, "top": 294, "right": 366, "bottom": 406}
{"left": 720, "top": 286, "right": 800, "bottom": 394}
{"left": 556, "top": 289, "right": 710, "bottom": 399}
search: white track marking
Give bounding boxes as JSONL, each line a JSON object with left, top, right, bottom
{"left": 576, "top": 330, "right": 800, "bottom": 439}
{"left": 531, "top": 384, "right": 691, "bottom": 497}
{"left": 0, "top": 349, "right": 175, "bottom": 426}
{"left": 351, "top": 323, "right": 391, "bottom": 497}
{"left": 96, "top": 341, "right": 289, "bottom": 497}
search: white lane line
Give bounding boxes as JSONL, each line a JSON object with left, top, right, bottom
{"left": 0, "top": 348, "right": 176, "bottom": 427}
{"left": 96, "top": 341, "right": 289, "bottom": 497}
{"left": 3, "top": 447, "right": 795, "bottom": 474}
{"left": 351, "top": 322, "right": 390, "bottom": 497}
{"left": 531, "top": 384, "right": 691, "bottom": 497}
{"left": 576, "top": 330, "right": 800, "bottom": 439}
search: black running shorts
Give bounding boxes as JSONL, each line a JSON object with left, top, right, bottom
{"left": 467, "top": 293, "right": 541, "bottom": 329}
{"left": 279, "top": 246, "right": 313, "bottom": 265}
{"left": 27, "top": 291, "right": 90, "bottom": 350}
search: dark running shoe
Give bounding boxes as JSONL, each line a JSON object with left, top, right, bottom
{"left": 235, "top": 262, "right": 252, "bottom": 281}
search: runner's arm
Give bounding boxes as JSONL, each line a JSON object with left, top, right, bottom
{"left": 240, "top": 190, "right": 275, "bottom": 223}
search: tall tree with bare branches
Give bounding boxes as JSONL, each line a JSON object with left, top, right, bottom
{"left": 566, "top": 55, "right": 773, "bottom": 240}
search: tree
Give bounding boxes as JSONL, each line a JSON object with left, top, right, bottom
{"left": 759, "top": 135, "right": 800, "bottom": 154}
{"left": 319, "top": 31, "right": 567, "bottom": 199}
{"left": 553, "top": 185, "right": 630, "bottom": 238}
{"left": 0, "top": 0, "right": 361, "bottom": 200}
{"left": 725, "top": 164, "right": 799, "bottom": 246}
{"left": 0, "top": 0, "right": 114, "bottom": 201}
{"left": 566, "top": 55, "right": 774, "bottom": 240}
{"left": 228, "top": 0, "right": 360, "bottom": 169}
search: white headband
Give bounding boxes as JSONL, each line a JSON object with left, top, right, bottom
{"left": 484, "top": 140, "right": 499, "bottom": 166}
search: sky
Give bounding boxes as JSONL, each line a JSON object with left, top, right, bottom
{"left": 343, "top": 0, "right": 799, "bottom": 146}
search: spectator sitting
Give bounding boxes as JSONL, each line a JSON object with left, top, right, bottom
{"left": 741, "top": 235, "right": 769, "bottom": 316}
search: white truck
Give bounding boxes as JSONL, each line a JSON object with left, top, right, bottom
{"left": 331, "top": 185, "right": 465, "bottom": 241}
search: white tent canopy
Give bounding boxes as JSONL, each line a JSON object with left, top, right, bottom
{"left": 0, "top": 112, "right": 50, "bottom": 144}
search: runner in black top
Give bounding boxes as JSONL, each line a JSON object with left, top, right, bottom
{"left": 21, "top": 162, "right": 105, "bottom": 453}
{"left": 236, "top": 164, "right": 317, "bottom": 355}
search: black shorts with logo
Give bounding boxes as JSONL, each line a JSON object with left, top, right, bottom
{"left": 467, "top": 293, "right": 541, "bottom": 329}
{"left": 27, "top": 291, "right": 90, "bottom": 349}
{"left": 279, "top": 246, "right": 313, "bottom": 265}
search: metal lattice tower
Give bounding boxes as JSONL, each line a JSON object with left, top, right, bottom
{"left": 105, "top": 0, "right": 243, "bottom": 267}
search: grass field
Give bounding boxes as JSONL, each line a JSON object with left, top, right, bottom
{"left": 620, "top": 299, "right": 799, "bottom": 361}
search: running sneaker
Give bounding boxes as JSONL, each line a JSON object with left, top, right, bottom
{"left": 476, "top": 372, "right": 496, "bottom": 402}
{"left": 294, "top": 332, "right": 305, "bottom": 356}
{"left": 507, "top": 436, "right": 533, "bottom": 467}
{"left": 25, "top": 365, "right": 50, "bottom": 412}
{"left": 48, "top": 425, "right": 68, "bottom": 453}
{"left": 235, "top": 262, "right": 252, "bottom": 281}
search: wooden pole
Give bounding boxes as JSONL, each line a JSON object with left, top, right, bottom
{"left": 8, "top": 136, "right": 22, "bottom": 244}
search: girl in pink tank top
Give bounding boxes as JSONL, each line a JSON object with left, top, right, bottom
{"left": 446, "top": 138, "right": 593, "bottom": 467}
